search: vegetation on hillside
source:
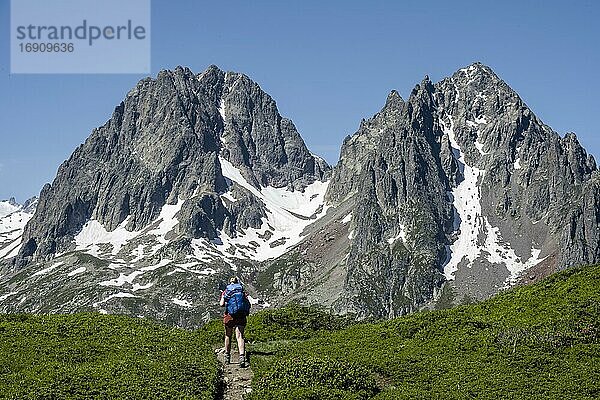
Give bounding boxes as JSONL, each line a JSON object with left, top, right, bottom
{"left": 1, "top": 265, "right": 598, "bottom": 399}
{"left": 246, "top": 265, "right": 600, "bottom": 399}
{"left": 0, "top": 313, "right": 219, "bottom": 399}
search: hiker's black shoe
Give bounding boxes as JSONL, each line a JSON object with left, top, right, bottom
{"left": 224, "top": 353, "right": 231, "bottom": 364}
{"left": 239, "top": 354, "right": 248, "bottom": 368}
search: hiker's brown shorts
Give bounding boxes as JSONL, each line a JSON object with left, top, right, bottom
{"left": 223, "top": 313, "right": 247, "bottom": 334}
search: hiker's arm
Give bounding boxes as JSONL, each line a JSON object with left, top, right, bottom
{"left": 219, "top": 291, "right": 226, "bottom": 307}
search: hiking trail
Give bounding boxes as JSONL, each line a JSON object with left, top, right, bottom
{"left": 216, "top": 348, "right": 253, "bottom": 400}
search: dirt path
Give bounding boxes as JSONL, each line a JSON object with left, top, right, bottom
{"left": 216, "top": 348, "right": 253, "bottom": 400}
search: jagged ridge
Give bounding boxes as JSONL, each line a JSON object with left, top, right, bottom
{"left": 259, "top": 62, "right": 600, "bottom": 318}
{"left": 1, "top": 63, "right": 599, "bottom": 325}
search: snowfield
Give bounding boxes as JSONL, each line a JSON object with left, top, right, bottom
{"left": 0, "top": 200, "right": 36, "bottom": 260}
{"left": 440, "top": 84, "right": 546, "bottom": 283}
{"left": 0, "top": 201, "right": 20, "bottom": 218}
{"left": 70, "top": 156, "right": 329, "bottom": 267}
{"left": 208, "top": 157, "right": 330, "bottom": 262}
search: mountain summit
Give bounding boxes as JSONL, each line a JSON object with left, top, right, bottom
{"left": 259, "top": 62, "right": 600, "bottom": 318}
{"left": 17, "top": 65, "right": 329, "bottom": 263}
{"left": 1, "top": 63, "right": 598, "bottom": 324}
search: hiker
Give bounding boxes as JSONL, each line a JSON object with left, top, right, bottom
{"left": 220, "top": 276, "right": 251, "bottom": 367}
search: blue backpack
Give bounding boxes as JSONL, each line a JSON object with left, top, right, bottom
{"left": 224, "top": 283, "right": 251, "bottom": 316}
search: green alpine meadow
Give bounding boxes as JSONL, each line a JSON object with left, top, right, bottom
{"left": 2, "top": 3, "right": 599, "bottom": 399}
{"left": 2, "top": 265, "right": 598, "bottom": 399}
{"left": 0, "top": 313, "right": 220, "bottom": 399}
{"left": 246, "top": 265, "right": 600, "bottom": 399}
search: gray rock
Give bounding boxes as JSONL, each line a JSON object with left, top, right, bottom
{"left": 265, "top": 62, "right": 600, "bottom": 318}
{"left": 4, "top": 62, "right": 600, "bottom": 325}
{"left": 15, "top": 65, "right": 329, "bottom": 266}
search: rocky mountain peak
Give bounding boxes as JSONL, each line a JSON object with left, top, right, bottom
{"left": 0, "top": 197, "right": 37, "bottom": 214}
{"left": 3, "top": 63, "right": 600, "bottom": 326}
{"left": 452, "top": 62, "right": 497, "bottom": 80}
{"left": 20, "top": 197, "right": 38, "bottom": 214}
{"left": 385, "top": 90, "right": 404, "bottom": 108}
{"left": 200, "top": 64, "right": 222, "bottom": 75}
{"left": 420, "top": 74, "right": 435, "bottom": 90}
{"left": 319, "top": 62, "right": 600, "bottom": 318}
{"left": 409, "top": 75, "right": 435, "bottom": 101}
{"left": 443, "top": 62, "right": 511, "bottom": 105}
{"left": 13, "top": 65, "right": 329, "bottom": 265}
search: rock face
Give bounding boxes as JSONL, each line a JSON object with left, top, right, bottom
{"left": 256, "top": 63, "right": 600, "bottom": 318}
{"left": 16, "top": 66, "right": 327, "bottom": 265}
{"left": 1, "top": 63, "right": 599, "bottom": 325}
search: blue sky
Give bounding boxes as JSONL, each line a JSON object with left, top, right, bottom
{"left": 1, "top": 0, "right": 598, "bottom": 202}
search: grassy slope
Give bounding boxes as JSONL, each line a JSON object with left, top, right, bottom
{"left": 1, "top": 265, "right": 598, "bottom": 399}
{"left": 0, "top": 313, "right": 219, "bottom": 400}
{"left": 246, "top": 265, "right": 600, "bottom": 399}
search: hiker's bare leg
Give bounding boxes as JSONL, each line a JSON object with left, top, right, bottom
{"left": 224, "top": 326, "right": 233, "bottom": 353}
{"left": 235, "top": 325, "right": 245, "bottom": 355}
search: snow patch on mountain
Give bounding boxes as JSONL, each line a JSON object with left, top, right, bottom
{"left": 219, "top": 98, "right": 226, "bottom": 121}
{"left": 93, "top": 292, "right": 139, "bottom": 308}
{"left": 74, "top": 198, "right": 185, "bottom": 258}
{"left": 0, "top": 198, "right": 37, "bottom": 260}
{"left": 0, "top": 291, "right": 18, "bottom": 301}
{"left": 75, "top": 218, "right": 139, "bottom": 256}
{"left": 213, "top": 157, "right": 329, "bottom": 261}
{"left": 32, "top": 261, "right": 64, "bottom": 277}
{"left": 483, "top": 219, "right": 546, "bottom": 284}
{"left": 514, "top": 158, "right": 522, "bottom": 170}
{"left": 146, "top": 198, "right": 184, "bottom": 243}
{"left": 474, "top": 140, "right": 488, "bottom": 156}
{"left": 348, "top": 229, "right": 355, "bottom": 240}
{"left": 172, "top": 298, "right": 193, "bottom": 308}
{"left": 441, "top": 115, "right": 486, "bottom": 280}
{"left": 67, "top": 267, "right": 86, "bottom": 277}
{"left": 99, "top": 270, "right": 144, "bottom": 288}
{"left": 0, "top": 201, "right": 20, "bottom": 218}
{"left": 459, "top": 65, "right": 478, "bottom": 75}
{"left": 0, "top": 238, "right": 25, "bottom": 260}
{"left": 474, "top": 115, "right": 487, "bottom": 125}
{"left": 442, "top": 108, "right": 546, "bottom": 283}
{"left": 387, "top": 224, "right": 407, "bottom": 245}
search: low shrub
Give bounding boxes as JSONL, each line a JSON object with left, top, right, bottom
{"left": 249, "top": 355, "right": 378, "bottom": 400}
{"left": 0, "top": 313, "right": 219, "bottom": 399}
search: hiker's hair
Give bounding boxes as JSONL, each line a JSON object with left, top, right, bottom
{"left": 229, "top": 276, "right": 239, "bottom": 284}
